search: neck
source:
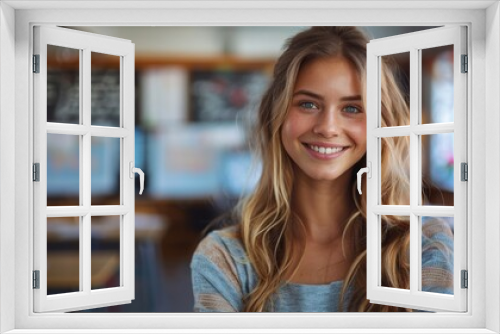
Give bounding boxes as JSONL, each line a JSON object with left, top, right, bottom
{"left": 292, "top": 169, "right": 354, "bottom": 245}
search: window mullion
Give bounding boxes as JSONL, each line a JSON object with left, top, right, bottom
{"left": 373, "top": 205, "right": 454, "bottom": 217}
{"left": 46, "top": 206, "right": 89, "bottom": 217}
{"left": 89, "top": 205, "right": 129, "bottom": 216}
{"left": 119, "top": 56, "right": 124, "bottom": 288}
{"left": 413, "top": 123, "right": 454, "bottom": 135}
{"left": 372, "top": 126, "right": 411, "bottom": 137}
{"left": 46, "top": 123, "right": 129, "bottom": 138}
{"left": 373, "top": 124, "right": 454, "bottom": 138}
{"left": 78, "top": 48, "right": 84, "bottom": 293}
{"left": 409, "top": 47, "right": 420, "bottom": 294}
{"left": 47, "top": 123, "right": 87, "bottom": 136}
{"left": 82, "top": 47, "right": 92, "bottom": 294}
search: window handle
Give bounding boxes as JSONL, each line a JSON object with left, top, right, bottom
{"left": 129, "top": 162, "right": 145, "bottom": 195}
{"left": 357, "top": 162, "right": 371, "bottom": 195}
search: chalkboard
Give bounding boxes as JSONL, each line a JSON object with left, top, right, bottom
{"left": 190, "top": 70, "right": 269, "bottom": 123}
{"left": 47, "top": 69, "right": 121, "bottom": 126}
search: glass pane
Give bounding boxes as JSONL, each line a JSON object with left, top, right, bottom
{"left": 421, "top": 45, "right": 454, "bottom": 124}
{"left": 421, "top": 216, "right": 454, "bottom": 295}
{"left": 91, "top": 52, "right": 121, "bottom": 127}
{"left": 380, "top": 52, "right": 410, "bottom": 127}
{"left": 421, "top": 133, "right": 454, "bottom": 206}
{"left": 47, "top": 134, "right": 79, "bottom": 206}
{"left": 91, "top": 216, "right": 121, "bottom": 290}
{"left": 380, "top": 215, "right": 410, "bottom": 290}
{"left": 380, "top": 137, "right": 410, "bottom": 205}
{"left": 47, "top": 45, "right": 80, "bottom": 124}
{"left": 91, "top": 137, "right": 121, "bottom": 206}
{"left": 47, "top": 217, "right": 80, "bottom": 295}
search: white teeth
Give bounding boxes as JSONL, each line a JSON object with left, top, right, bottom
{"left": 309, "top": 145, "right": 344, "bottom": 154}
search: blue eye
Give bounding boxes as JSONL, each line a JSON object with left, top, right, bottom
{"left": 300, "top": 101, "right": 318, "bottom": 110}
{"left": 343, "top": 105, "right": 361, "bottom": 114}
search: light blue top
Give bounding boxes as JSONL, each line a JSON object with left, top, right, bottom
{"left": 190, "top": 221, "right": 454, "bottom": 312}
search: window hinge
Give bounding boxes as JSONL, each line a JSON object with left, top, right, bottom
{"left": 33, "top": 163, "right": 40, "bottom": 182}
{"left": 461, "top": 270, "right": 468, "bottom": 289}
{"left": 461, "top": 54, "right": 468, "bottom": 73}
{"left": 461, "top": 162, "right": 468, "bottom": 181}
{"left": 33, "top": 54, "right": 40, "bottom": 73}
{"left": 33, "top": 270, "right": 40, "bottom": 289}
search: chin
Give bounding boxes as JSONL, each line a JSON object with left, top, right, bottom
{"left": 307, "top": 172, "right": 342, "bottom": 182}
{"left": 304, "top": 165, "right": 354, "bottom": 182}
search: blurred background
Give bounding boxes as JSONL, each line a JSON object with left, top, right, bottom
{"left": 45, "top": 26, "right": 453, "bottom": 312}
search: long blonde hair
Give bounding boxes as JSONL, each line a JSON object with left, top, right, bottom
{"left": 237, "top": 27, "right": 411, "bottom": 312}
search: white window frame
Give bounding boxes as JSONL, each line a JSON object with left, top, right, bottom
{"left": 1, "top": 1, "right": 499, "bottom": 333}
{"left": 365, "top": 26, "right": 467, "bottom": 312}
{"left": 33, "top": 26, "right": 136, "bottom": 313}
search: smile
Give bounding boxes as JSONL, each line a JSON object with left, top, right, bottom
{"left": 308, "top": 144, "right": 345, "bottom": 155}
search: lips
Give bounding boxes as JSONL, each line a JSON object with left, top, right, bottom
{"left": 308, "top": 144, "right": 344, "bottom": 155}
{"left": 303, "top": 142, "right": 349, "bottom": 159}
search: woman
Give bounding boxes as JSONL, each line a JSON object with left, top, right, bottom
{"left": 190, "top": 26, "right": 454, "bottom": 312}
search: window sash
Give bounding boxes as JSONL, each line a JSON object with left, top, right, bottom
{"left": 33, "top": 25, "right": 136, "bottom": 313}
{"left": 366, "top": 25, "right": 468, "bottom": 312}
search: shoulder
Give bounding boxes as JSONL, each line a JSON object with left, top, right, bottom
{"left": 422, "top": 217, "right": 453, "bottom": 239}
{"left": 190, "top": 224, "right": 254, "bottom": 292}
{"left": 422, "top": 217, "right": 454, "bottom": 255}
{"left": 190, "top": 225, "right": 255, "bottom": 312}
{"left": 421, "top": 217, "right": 454, "bottom": 294}
{"left": 192, "top": 225, "right": 246, "bottom": 264}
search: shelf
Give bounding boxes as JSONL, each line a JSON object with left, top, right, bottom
{"left": 47, "top": 54, "right": 276, "bottom": 71}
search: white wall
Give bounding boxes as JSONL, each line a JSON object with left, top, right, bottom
{"left": 485, "top": 2, "right": 500, "bottom": 333}
{"left": 70, "top": 26, "right": 433, "bottom": 58}
{"left": 0, "top": 2, "right": 16, "bottom": 333}
{"left": 71, "top": 26, "right": 304, "bottom": 57}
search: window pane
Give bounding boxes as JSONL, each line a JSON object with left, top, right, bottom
{"left": 421, "top": 216, "right": 454, "bottom": 295}
{"left": 47, "top": 133, "right": 80, "bottom": 206}
{"left": 380, "top": 215, "right": 410, "bottom": 290}
{"left": 91, "top": 216, "right": 121, "bottom": 290}
{"left": 380, "top": 52, "right": 410, "bottom": 127}
{"left": 47, "top": 217, "right": 80, "bottom": 295}
{"left": 47, "top": 45, "right": 80, "bottom": 124}
{"left": 421, "top": 45, "right": 454, "bottom": 124}
{"left": 421, "top": 133, "right": 454, "bottom": 206}
{"left": 91, "top": 52, "right": 121, "bottom": 127}
{"left": 381, "top": 137, "right": 410, "bottom": 205}
{"left": 91, "top": 137, "right": 121, "bottom": 206}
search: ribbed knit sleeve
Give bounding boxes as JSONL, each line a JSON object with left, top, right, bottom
{"left": 190, "top": 226, "right": 253, "bottom": 312}
{"left": 421, "top": 217, "right": 454, "bottom": 294}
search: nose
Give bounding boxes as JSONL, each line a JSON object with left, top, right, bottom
{"left": 313, "top": 108, "right": 340, "bottom": 138}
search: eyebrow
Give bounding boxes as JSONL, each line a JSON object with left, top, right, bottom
{"left": 293, "top": 90, "right": 362, "bottom": 102}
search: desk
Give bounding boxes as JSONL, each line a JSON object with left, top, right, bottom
{"left": 46, "top": 213, "right": 168, "bottom": 303}
{"left": 47, "top": 251, "right": 119, "bottom": 290}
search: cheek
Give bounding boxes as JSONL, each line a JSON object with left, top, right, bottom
{"left": 280, "top": 113, "right": 305, "bottom": 159}
{"left": 281, "top": 120, "right": 294, "bottom": 155}
{"left": 350, "top": 121, "right": 367, "bottom": 150}
{"left": 281, "top": 115, "right": 297, "bottom": 143}
{"left": 281, "top": 112, "right": 306, "bottom": 141}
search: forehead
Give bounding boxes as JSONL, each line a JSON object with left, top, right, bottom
{"left": 294, "top": 56, "right": 361, "bottom": 94}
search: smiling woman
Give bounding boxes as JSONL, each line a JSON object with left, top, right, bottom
{"left": 190, "top": 26, "right": 454, "bottom": 312}
{"left": 282, "top": 56, "right": 366, "bottom": 183}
